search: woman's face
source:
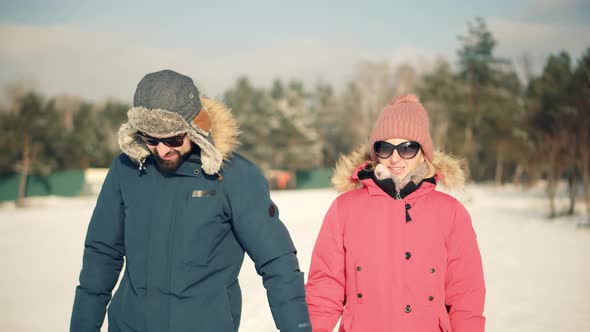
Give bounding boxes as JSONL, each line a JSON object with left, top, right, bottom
{"left": 376, "top": 138, "right": 425, "bottom": 179}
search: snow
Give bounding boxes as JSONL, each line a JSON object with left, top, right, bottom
{"left": 0, "top": 185, "right": 588, "bottom": 331}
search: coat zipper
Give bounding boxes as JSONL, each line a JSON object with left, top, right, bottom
{"left": 166, "top": 183, "right": 182, "bottom": 332}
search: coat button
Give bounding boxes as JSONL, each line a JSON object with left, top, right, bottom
{"left": 405, "top": 251, "right": 412, "bottom": 260}
{"left": 357, "top": 293, "right": 363, "bottom": 298}
{"left": 405, "top": 203, "right": 411, "bottom": 209}
{"left": 430, "top": 267, "right": 435, "bottom": 273}
{"left": 404, "top": 305, "right": 411, "bottom": 313}
{"left": 356, "top": 266, "right": 362, "bottom": 271}
{"left": 428, "top": 296, "right": 434, "bottom": 301}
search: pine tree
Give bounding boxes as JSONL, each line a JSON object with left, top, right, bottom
{"left": 571, "top": 48, "right": 590, "bottom": 221}
{"left": 224, "top": 77, "right": 277, "bottom": 170}
{"left": 418, "top": 59, "right": 465, "bottom": 155}
{"left": 311, "top": 82, "right": 345, "bottom": 167}
{"left": 270, "top": 80, "right": 322, "bottom": 170}
{"left": 456, "top": 17, "right": 509, "bottom": 179}
{"left": 8, "top": 92, "right": 66, "bottom": 206}
{"left": 527, "top": 52, "right": 575, "bottom": 218}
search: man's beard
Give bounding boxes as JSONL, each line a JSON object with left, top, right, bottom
{"left": 153, "top": 148, "right": 192, "bottom": 174}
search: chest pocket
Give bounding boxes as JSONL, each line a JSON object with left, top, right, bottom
{"left": 176, "top": 186, "right": 232, "bottom": 266}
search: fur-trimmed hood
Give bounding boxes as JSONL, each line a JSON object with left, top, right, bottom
{"left": 332, "top": 145, "right": 466, "bottom": 193}
{"left": 117, "top": 97, "right": 239, "bottom": 174}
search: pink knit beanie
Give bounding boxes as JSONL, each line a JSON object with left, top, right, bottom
{"left": 369, "top": 94, "right": 433, "bottom": 161}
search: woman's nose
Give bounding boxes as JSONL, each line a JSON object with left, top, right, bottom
{"left": 389, "top": 149, "right": 402, "bottom": 162}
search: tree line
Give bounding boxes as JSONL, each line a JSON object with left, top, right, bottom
{"left": 1, "top": 18, "right": 588, "bottom": 219}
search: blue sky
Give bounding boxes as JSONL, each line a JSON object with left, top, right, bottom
{"left": 1, "top": 0, "right": 589, "bottom": 102}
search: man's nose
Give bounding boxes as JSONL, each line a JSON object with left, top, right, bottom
{"left": 156, "top": 143, "right": 172, "bottom": 155}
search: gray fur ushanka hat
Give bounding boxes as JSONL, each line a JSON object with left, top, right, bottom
{"left": 118, "top": 70, "right": 223, "bottom": 174}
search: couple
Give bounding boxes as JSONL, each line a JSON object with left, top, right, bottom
{"left": 70, "top": 70, "right": 485, "bottom": 332}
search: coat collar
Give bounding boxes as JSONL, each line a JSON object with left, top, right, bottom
{"left": 350, "top": 164, "right": 436, "bottom": 199}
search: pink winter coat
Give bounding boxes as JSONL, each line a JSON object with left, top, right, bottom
{"left": 305, "top": 149, "right": 485, "bottom": 332}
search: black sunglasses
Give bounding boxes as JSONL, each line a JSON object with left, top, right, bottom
{"left": 373, "top": 141, "right": 421, "bottom": 159}
{"left": 137, "top": 132, "right": 187, "bottom": 148}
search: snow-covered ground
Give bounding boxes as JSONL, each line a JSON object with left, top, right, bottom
{"left": 0, "top": 184, "right": 588, "bottom": 331}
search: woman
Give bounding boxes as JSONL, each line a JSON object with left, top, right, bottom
{"left": 305, "top": 95, "right": 485, "bottom": 332}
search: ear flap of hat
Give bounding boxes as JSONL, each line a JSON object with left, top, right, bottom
{"left": 192, "top": 108, "right": 212, "bottom": 134}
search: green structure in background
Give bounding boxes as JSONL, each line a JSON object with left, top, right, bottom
{"left": 295, "top": 168, "right": 333, "bottom": 190}
{"left": 0, "top": 168, "right": 331, "bottom": 201}
{"left": 0, "top": 170, "right": 85, "bottom": 202}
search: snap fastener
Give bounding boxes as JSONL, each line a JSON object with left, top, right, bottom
{"left": 189, "top": 93, "right": 194, "bottom": 99}
{"left": 356, "top": 266, "right": 362, "bottom": 271}
{"left": 404, "top": 305, "right": 411, "bottom": 313}
{"left": 357, "top": 293, "right": 363, "bottom": 298}
{"left": 405, "top": 251, "right": 411, "bottom": 260}
{"left": 428, "top": 296, "right": 434, "bottom": 301}
{"left": 430, "top": 267, "right": 436, "bottom": 273}
{"left": 194, "top": 169, "right": 200, "bottom": 175}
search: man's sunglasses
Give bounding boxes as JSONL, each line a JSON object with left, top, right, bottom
{"left": 373, "top": 141, "right": 421, "bottom": 159}
{"left": 137, "top": 132, "right": 187, "bottom": 147}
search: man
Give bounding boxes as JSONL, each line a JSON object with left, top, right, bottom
{"left": 70, "top": 70, "right": 312, "bottom": 332}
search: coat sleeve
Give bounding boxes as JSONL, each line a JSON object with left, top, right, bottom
{"left": 305, "top": 199, "right": 345, "bottom": 332}
{"left": 225, "top": 158, "right": 311, "bottom": 332}
{"left": 445, "top": 202, "right": 486, "bottom": 332}
{"left": 70, "top": 158, "right": 125, "bottom": 332}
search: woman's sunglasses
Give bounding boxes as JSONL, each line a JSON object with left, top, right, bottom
{"left": 137, "top": 132, "right": 187, "bottom": 147}
{"left": 373, "top": 141, "right": 421, "bottom": 159}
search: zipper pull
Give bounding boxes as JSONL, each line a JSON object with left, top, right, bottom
{"left": 138, "top": 158, "right": 147, "bottom": 175}
{"left": 395, "top": 192, "right": 402, "bottom": 200}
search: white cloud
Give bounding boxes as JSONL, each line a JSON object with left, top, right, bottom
{"left": 521, "top": 0, "right": 590, "bottom": 19}
{"left": 2, "top": 19, "right": 588, "bottom": 104}
{"left": 0, "top": 23, "right": 381, "bottom": 102}
{"left": 191, "top": 38, "right": 380, "bottom": 97}
{"left": 488, "top": 18, "right": 590, "bottom": 69}
{"left": 387, "top": 47, "right": 446, "bottom": 73}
